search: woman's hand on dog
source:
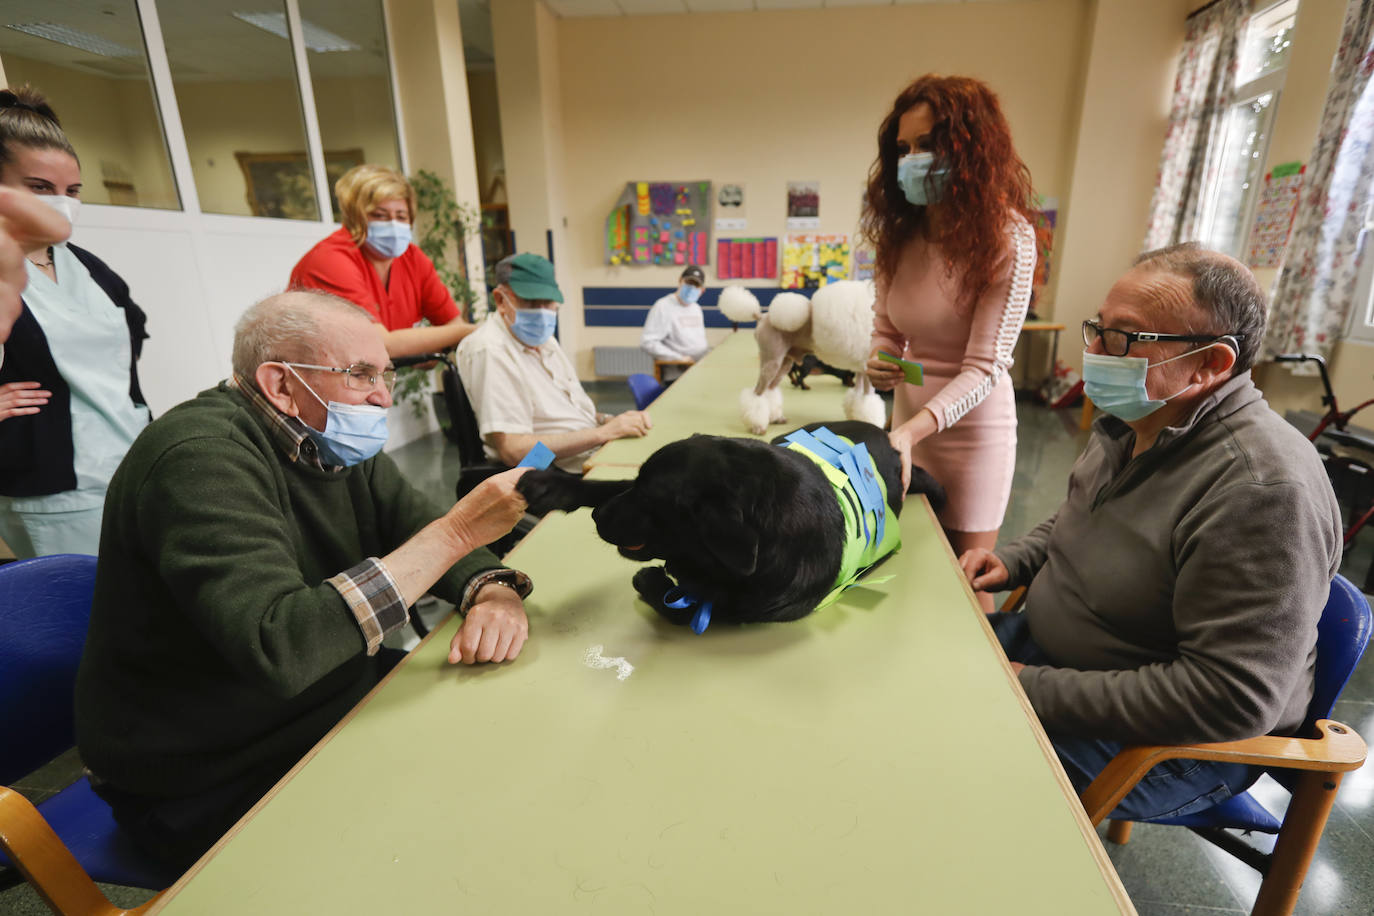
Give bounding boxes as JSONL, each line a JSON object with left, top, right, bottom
{"left": 445, "top": 467, "right": 531, "bottom": 550}
{"left": 599, "top": 409, "right": 653, "bottom": 441}
{"left": 887, "top": 410, "right": 937, "bottom": 493}
{"left": 959, "top": 548, "right": 1009, "bottom": 592}
{"left": 449, "top": 583, "right": 529, "bottom": 664}
{"left": 865, "top": 346, "right": 905, "bottom": 392}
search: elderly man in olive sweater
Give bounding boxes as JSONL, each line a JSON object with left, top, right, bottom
{"left": 961, "top": 243, "right": 1342, "bottom": 820}
{"left": 75, "top": 291, "right": 534, "bottom": 871}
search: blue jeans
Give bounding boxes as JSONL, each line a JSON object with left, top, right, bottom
{"left": 988, "top": 612, "right": 1260, "bottom": 821}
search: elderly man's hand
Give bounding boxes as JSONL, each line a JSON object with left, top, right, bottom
{"left": 959, "top": 547, "right": 1009, "bottom": 592}
{"left": 601, "top": 409, "right": 652, "bottom": 440}
{"left": 448, "top": 583, "right": 529, "bottom": 664}
{"left": 445, "top": 466, "right": 530, "bottom": 549}
{"left": 0, "top": 187, "right": 72, "bottom": 342}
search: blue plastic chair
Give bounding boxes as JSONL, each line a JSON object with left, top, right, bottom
{"left": 1080, "top": 574, "right": 1371, "bottom": 916}
{"left": 627, "top": 373, "right": 665, "bottom": 410}
{"left": 0, "top": 554, "right": 176, "bottom": 909}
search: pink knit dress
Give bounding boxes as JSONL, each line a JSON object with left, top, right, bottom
{"left": 870, "top": 219, "right": 1037, "bottom": 532}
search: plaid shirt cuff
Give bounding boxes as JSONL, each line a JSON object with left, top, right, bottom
{"left": 459, "top": 568, "right": 533, "bottom": 616}
{"left": 327, "top": 558, "right": 409, "bottom": 655}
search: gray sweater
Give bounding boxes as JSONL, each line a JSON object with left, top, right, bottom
{"left": 995, "top": 371, "right": 1341, "bottom": 745}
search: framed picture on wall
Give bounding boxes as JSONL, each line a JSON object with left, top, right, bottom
{"left": 235, "top": 148, "right": 364, "bottom": 221}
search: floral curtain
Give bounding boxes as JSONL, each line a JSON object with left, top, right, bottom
{"left": 1263, "top": 1, "right": 1374, "bottom": 361}
{"left": 1143, "top": 0, "right": 1249, "bottom": 251}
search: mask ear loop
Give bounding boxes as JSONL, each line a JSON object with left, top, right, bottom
{"left": 280, "top": 363, "right": 327, "bottom": 411}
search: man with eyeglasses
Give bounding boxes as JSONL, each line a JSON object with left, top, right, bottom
{"left": 458, "top": 252, "right": 651, "bottom": 474}
{"left": 74, "top": 290, "right": 535, "bottom": 872}
{"left": 960, "top": 243, "right": 1341, "bottom": 821}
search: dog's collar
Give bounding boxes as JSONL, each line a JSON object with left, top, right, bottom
{"left": 780, "top": 427, "right": 901, "bottom": 608}
{"left": 663, "top": 587, "right": 713, "bottom": 634}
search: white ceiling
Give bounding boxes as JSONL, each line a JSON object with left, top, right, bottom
{"left": 543, "top": 0, "right": 1008, "bottom": 15}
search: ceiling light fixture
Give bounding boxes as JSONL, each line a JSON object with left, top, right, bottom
{"left": 231, "top": 12, "right": 360, "bottom": 53}
{"left": 6, "top": 22, "right": 138, "bottom": 58}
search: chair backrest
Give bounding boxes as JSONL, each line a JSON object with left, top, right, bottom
{"left": 1305, "top": 573, "right": 1373, "bottom": 730}
{"left": 438, "top": 358, "right": 487, "bottom": 467}
{"left": 627, "top": 373, "right": 665, "bottom": 410}
{"left": 0, "top": 554, "right": 98, "bottom": 785}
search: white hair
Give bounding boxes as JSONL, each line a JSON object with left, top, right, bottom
{"left": 232, "top": 290, "right": 374, "bottom": 381}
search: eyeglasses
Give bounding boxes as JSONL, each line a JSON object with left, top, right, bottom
{"left": 1081, "top": 320, "right": 1240, "bottom": 358}
{"left": 282, "top": 362, "right": 397, "bottom": 394}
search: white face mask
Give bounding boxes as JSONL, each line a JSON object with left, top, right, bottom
{"left": 35, "top": 194, "right": 79, "bottom": 230}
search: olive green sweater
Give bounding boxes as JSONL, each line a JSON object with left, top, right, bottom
{"left": 75, "top": 383, "right": 504, "bottom": 798}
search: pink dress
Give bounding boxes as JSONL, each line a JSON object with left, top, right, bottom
{"left": 871, "top": 219, "right": 1037, "bottom": 532}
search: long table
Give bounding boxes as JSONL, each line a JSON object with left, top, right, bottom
{"left": 589, "top": 330, "right": 857, "bottom": 468}
{"left": 149, "top": 482, "right": 1132, "bottom": 913}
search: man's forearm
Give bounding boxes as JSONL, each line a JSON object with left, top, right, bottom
{"left": 381, "top": 514, "right": 480, "bottom": 607}
{"left": 489, "top": 427, "right": 608, "bottom": 466}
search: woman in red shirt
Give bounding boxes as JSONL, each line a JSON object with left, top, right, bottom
{"left": 290, "top": 164, "right": 474, "bottom": 357}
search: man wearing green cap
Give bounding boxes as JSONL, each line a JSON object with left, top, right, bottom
{"left": 458, "top": 253, "right": 651, "bottom": 474}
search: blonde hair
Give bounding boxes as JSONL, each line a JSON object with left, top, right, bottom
{"left": 0, "top": 85, "right": 78, "bottom": 170}
{"left": 334, "top": 163, "right": 415, "bottom": 245}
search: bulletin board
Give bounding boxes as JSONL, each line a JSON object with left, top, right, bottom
{"left": 717, "top": 237, "right": 778, "bottom": 279}
{"left": 781, "top": 233, "right": 851, "bottom": 289}
{"left": 605, "top": 181, "right": 712, "bottom": 267}
{"left": 1247, "top": 162, "right": 1304, "bottom": 269}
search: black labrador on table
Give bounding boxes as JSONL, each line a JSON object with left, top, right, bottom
{"left": 516, "top": 420, "right": 945, "bottom": 629}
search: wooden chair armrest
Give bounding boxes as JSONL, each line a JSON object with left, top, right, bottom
{"left": 1080, "top": 720, "right": 1367, "bottom": 825}
{"left": 998, "top": 585, "right": 1027, "bottom": 613}
{"left": 0, "top": 785, "right": 158, "bottom": 916}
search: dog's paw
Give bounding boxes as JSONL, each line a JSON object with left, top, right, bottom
{"left": 515, "top": 469, "right": 585, "bottom": 515}
{"left": 907, "top": 465, "right": 947, "bottom": 512}
{"left": 632, "top": 566, "right": 697, "bottom": 627}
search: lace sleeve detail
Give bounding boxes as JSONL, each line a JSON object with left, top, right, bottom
{"left": 938, "top": 219, "right": 1037, "bottom": 428}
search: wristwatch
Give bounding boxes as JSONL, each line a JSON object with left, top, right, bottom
{"left": 460, "top": 568, "right": 533, "bottom": 615}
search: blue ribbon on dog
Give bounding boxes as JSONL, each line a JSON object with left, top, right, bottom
{"left": 663, "top": 587, "right": 713, "bottom": 635}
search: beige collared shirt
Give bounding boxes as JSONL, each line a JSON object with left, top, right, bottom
{"left": 456, "top": 315, "right": 599, "bottom": 473}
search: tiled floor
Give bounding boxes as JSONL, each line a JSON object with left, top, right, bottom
{"left": 4, "top": 385, "right": 1373, "bottom": 914}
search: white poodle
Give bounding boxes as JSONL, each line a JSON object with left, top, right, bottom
{"left": 718, "top": 281, "right": 886, "bottom": 435}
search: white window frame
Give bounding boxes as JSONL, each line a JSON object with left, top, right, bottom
{"left": 1196, "top": 0, "right": 1298, "bottom": 259}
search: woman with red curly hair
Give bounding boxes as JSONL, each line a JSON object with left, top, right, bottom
{"left": 862, "top": 74, "right": 1038, "bottom": 602}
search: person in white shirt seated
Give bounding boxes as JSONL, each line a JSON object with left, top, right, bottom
{"left": 641, "top": 264, "right": 709, "bottom": 382}
{"left": 457, "top": 253, "right": 651, "bottom": 475}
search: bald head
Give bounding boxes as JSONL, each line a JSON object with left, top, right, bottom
{"left": 1132, "top": 243, "right": 1267, "bottom": 373}
{"left": 232, "top": 290, "right": 376, "bottom": 381}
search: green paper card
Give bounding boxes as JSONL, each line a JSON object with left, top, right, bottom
{"left": 878, "top": 351, "right": 924, "bottom": 385}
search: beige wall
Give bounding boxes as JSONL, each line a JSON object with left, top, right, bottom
{"left": 2, "top": 54, "right": 178, "bottom": 210}
{"left": 549, "top": 0, "right": 1093, "bottom": 375}
{"left": 1249, "top": 0, "right": 1374, "bottom": 418}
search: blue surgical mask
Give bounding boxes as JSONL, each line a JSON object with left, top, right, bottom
{"left": 1081, "top": 343, "right": 1222, "bottom": 422}
{"left": 365, "top": 220, "right": 412, "bottom": 259}
{"left": 510, "top": 308, "right": 558, "bottom": 347}
{"left": 897, "top": 152, "right": 948, "bottom": 206}
{"left": 286, "top": 367, "right": 389, "bottom": 466}
{"left": 678, "top": 284, "right": 702, "bottom": 305}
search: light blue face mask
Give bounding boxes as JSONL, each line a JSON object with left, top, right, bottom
{"left": 1081, "top": 343, "right": 1224, "bottom": 422}
{"left": 897, "top": 152, "right": 949, "bottom": 207}
{"left": 365, "top": 220, "right": 412, "bottom": 259}
{"left": 286, "top": 367, "right": 389, "bottom": 466}
{"left": 510, "top": 308, "right": 558, "bottom": 347}
{"left": 678, "top": 284, "right": 702, "bottom": 305}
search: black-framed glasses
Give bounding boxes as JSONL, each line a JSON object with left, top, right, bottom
{"left": 283, "top": 362, "right": 397, "bottom": 394}
{"left": 1081, "top": 320, "right": 1240, "bottom": 358}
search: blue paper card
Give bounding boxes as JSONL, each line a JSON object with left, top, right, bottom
{"left": 517, "top": 442, "right": 554, "bottom": 470}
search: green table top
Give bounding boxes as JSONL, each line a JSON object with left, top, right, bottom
{"left": 588, "top": 332, "right": 856, "bottom": 469}
{"left": 152, "top": 500, "right": 1132, "bottom": 914}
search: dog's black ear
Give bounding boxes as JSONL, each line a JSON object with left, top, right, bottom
{"left": 906, "top": 466, "right": 947, "bottom": 513}
{"left": 696, "top": 502, "right": 759, "bottom": 578}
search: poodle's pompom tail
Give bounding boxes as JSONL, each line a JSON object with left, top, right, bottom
{"left": 810, "top": 279, "right": 877, "bottom": 369}
{"left": 767, "top": 291, "right": 812, "bottom": 333}
{"left": 740, "top": 387, "right": 772, "bottom": 435}
{"left": 717, "top": 285, "right": 761, "bottom": 323}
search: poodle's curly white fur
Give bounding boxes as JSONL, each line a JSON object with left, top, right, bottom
{"left": 731, "top": 280, "right": 885, "bottom": 435}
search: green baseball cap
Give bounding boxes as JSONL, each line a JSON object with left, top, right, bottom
{"left": 504, "top": 252, "right": 564, "bottom": 303}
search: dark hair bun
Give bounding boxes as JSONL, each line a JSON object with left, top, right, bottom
{"left": 0, "top": 85, "right": 62, "bottom": 127}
